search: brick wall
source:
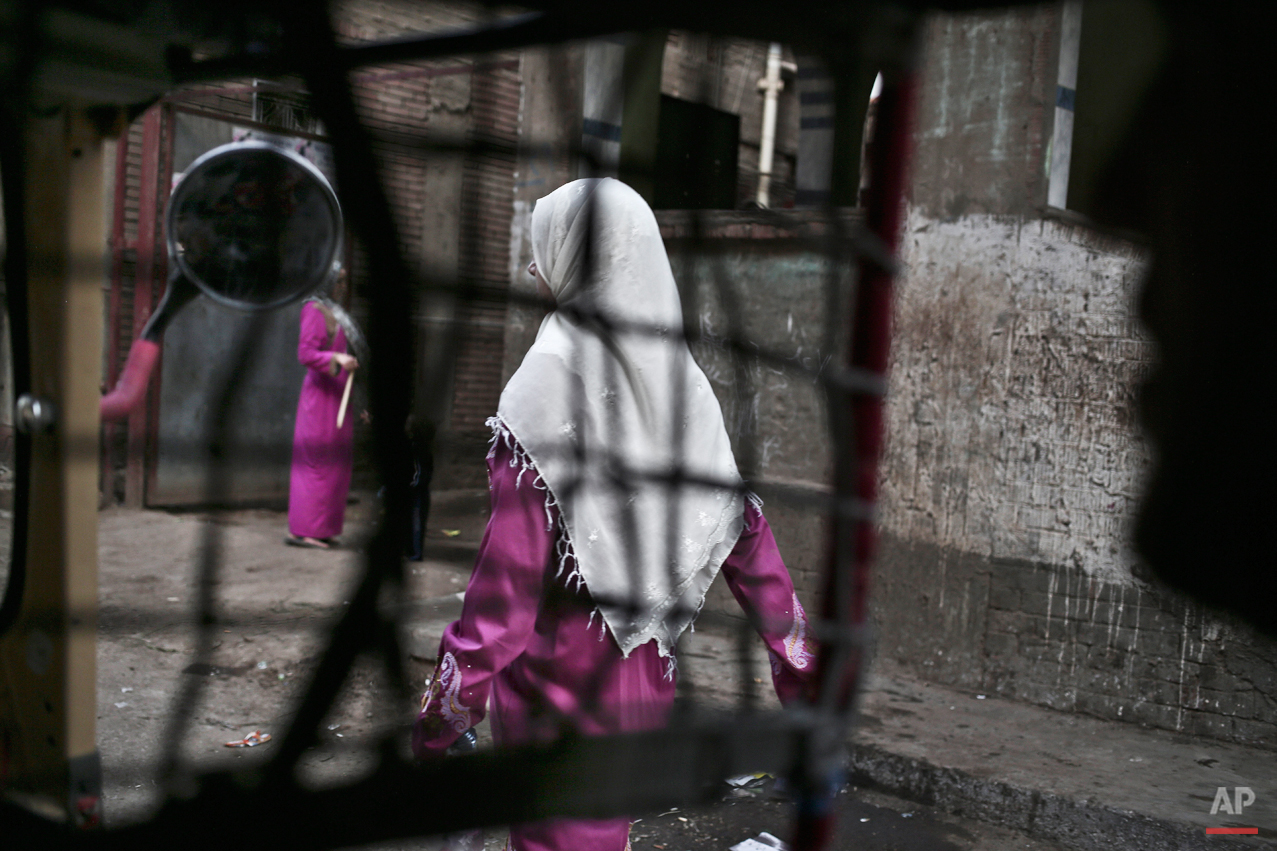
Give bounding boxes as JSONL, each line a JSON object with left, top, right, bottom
{"left": 449, "top": 61, "right": 521, "bottom": 432}
{"left": 102, "top": 103, "right": 172, "bottom": 503}
{"left": 332, "top": 2, "right": 524, "bottom": 481}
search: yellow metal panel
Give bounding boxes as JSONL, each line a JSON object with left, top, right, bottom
{"left": 0, "top": 106, "right": 105, "bottom": 826}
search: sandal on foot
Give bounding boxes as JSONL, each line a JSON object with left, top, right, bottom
{"left": 285, "top": 535, "right": 330, "bottom": 550}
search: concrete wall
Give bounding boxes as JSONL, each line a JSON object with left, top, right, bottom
{"left": 660, "top": 213, "right": 852, "bottom": 612}
{"left": 871, "top": 4, "right": 1277, "bottom": 747}
{"left": 884, "top": 212, "right": 1149, "bottom": 579}
{"left": 908, "top": 7, "right": 1056, "bottom": 220}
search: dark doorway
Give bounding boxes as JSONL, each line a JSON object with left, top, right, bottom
{"left": 653, "top": 95, "right": 740, "bottom": 210}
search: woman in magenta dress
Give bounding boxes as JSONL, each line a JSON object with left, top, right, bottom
{"left": 286, "top": 274, "right": 361, "bottom": 549}
{"left": 412, "top": 179, "right": 815, "bottom": 851}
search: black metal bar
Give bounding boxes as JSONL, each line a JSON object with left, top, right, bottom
{"left": 259, "top": 0, "right": 417, "bottom": 785}
{"left": 0, "top": 0, "right": 45, "bottom": 637}
{"left": 169, "top": 10, "right": 623, "bottom": 87}
{"left": 157, "top": 312, "right": 272, "bottom": 785}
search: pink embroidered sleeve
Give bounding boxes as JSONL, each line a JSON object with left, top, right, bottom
{"left": 411, "top": 437, "right": 556, "bottom": 758}
{"left": 719, "top": 501, "right": 816, "bottom": 706}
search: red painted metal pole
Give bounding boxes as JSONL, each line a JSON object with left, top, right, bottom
{"left": 793, "top": 62, "right": 918, "bottom": 851}
{"left": 101, "top": 129, "right": 130, "bottom": 498}
{"left": 847, "top": 67, "right": 916, "bottom": 635}
{"left": 124, "top": 105, "right": 163, "bottom": 507}
{"left": 144, "top": 103, "right": 176, "bottom": 501}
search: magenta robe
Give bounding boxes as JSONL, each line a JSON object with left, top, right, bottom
{"left": 288, "top": 301, "right": 354, "bottom": 539}
{"left": 413, "top": 432, "right": 816, "bottom": 851}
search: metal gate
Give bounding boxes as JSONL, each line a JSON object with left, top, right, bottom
{"left": 1, "top": 3, "right": 922, "bottom": 847}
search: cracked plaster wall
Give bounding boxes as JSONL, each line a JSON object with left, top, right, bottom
{"left": 882, "top": 208, "right": 1150, "bottom": 581}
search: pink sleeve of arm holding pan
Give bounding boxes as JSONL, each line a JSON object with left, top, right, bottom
{"left": 99, "top": 338, "right": 161, "bottom": 422}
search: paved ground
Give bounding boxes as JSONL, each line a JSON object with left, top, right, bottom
{"left": 81, "top": 491, "right": 1276, "bottom": 849}
{"left": 850, "top": 663, "right": 1276, "bottom": 850}
{"left": 628, "top": 783, "right": 1072, "bottom": 851}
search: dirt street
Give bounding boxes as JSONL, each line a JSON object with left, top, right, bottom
{"left": 95, "top": 494, "right": 462, "bottom": 831}
{"left": 88, "top": 493, "right": 1062, "bottom": 850}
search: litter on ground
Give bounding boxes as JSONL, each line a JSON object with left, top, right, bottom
{"left": 729, "top": 832, "right": 789, "bottom": 851}
{"left": 224, "top": 730, "right": 271, "bottom": 748}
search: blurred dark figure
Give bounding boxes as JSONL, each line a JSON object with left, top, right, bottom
{"left": 1096, "top": 3, "right": 1277, "bottom": 636}
{"left": 406, "top": 417, "right": 435, "bottom": 562}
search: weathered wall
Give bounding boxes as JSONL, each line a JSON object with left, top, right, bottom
{"left": 877, "top": 207, "right": 1277, "bottom": 745}
{"left": 909, "top": 7, "right": 1056, "bottom": 220}
{"left": 869, "top": 4, "right": 1277, "bottom": 747}
{"left": 660, "top": 212, "right": 856, "bottom": 614}
{"left": 884, "top": 212, "right": 1149, "bottom": 578}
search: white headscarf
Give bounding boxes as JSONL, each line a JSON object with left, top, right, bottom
{"left": 497, "top": 178, "right": 745, "bottom": 658}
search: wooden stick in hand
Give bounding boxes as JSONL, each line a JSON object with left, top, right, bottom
{"left": 337, "top": 371, "right": 354, "bottom": 428}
